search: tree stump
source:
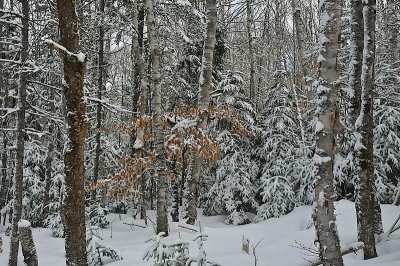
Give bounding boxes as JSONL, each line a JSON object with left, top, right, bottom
{"left": 18, "top": 220, "right": 38, "bottom": 266}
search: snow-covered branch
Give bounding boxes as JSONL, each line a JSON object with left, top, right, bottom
{"left": 44, "top": 39, "right": 86, "bottom": 62}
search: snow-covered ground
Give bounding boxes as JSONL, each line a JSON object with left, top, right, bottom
{"left": 1, "top": 200, "right": 400, "bottom": 265}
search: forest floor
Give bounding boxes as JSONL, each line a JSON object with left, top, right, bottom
{"left": 0, "top": 200, "right": 400, "bottom": 265}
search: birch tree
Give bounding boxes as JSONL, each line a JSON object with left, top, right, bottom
{"left": 291, "top": 0, "right": 308, "bottom": 81}
{"left": 145, "top": 0, "right": 169, "bottom": 235}
{"left": 312, "top": 0, "right": 343, "bottom": 265}
{"left": 187, "top": 0, "right": 217, "bottom": 225}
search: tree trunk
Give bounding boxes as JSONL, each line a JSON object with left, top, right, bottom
{"left": 8, "top": 1, "right": 28, "bottom": 265}
{"left": 0, "top": 82, "right": 8, "bottom": 222}
{"left": 186, "top": 0, "right": 217, "bottom": 225}
{"left": 54, "top": 0, "right": 89, "bottom": 264}
{"left": 354, "top": 0, "right": 382, "bottom": 259}
{"left": 145, "top": 0, "right": 169, "bottom": 236}
{"left": 291, "top": 0, "right": 307, "bottom": 81}
{"left": 91, "top": 0, "right": 105, "bottom": 204}
{"left": 171, "top": 157, "right": 179, "bottom": 222}
{"left": 43, "top": 86, "right": 56, "bottom": 222}
{"left": 18, "top": 220, "right": 38, "bottom": 266}
{"left": 245, "top": 0, "right": 256, "bottom": 107}
{"left": 349, "top": 0, "right": 363, "bottom": 126}
{"left": 132, "top": 0, "right": 148, "bottom": 223}
{"left": 312, "top": 1, "right": 344, "bottom": 265}
{"left": 42, "top": 142, "right": 54, "bottom": 221}
{"left": 387, "top": 0, "right": 399, "bottom": 63}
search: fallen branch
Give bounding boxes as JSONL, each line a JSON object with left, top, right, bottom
{"left": 300, "top": 242, "right": 364, "bottom": 266}
{"left": 178, "top": 223, "right": 198, "bottom": 232}
{"left": 386, "top": 212, "right": 400, "bottom": 237}
{"left": 123, "top": 222, "right": 147, "bottom": 228}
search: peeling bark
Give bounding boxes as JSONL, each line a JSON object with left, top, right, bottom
{"left": 312, "top": 1, "right": 344, "bottom": 265}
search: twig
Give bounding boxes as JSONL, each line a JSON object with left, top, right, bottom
{"left": 298, "top": 242, "right": 364, "bottom": 266}
{"left": 386, "top": 212, "right": 400, "bottom": 237}
{"left": 178, "top": 223, "right": 198, "bottom": 232}
{"left": 123, "top": 222, "right": 147, "bottom": 228}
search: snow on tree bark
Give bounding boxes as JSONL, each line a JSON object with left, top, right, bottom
{"left": 53, "top": 0, "right": 89, "bottom": 264}
{"left": 8, "top": 0, "right": 28, "bottom": 265}
{"left": 387, "top": 0, "right": 399, "bottom": 64}
{"left": 354, "top": 0, "right": 382, "bottom": 259}
{"left": 132, "top": 0, "right": 148, "bottom": 223}
{"left": 291, "top": 0, "right": 308, "bottom": 81}
{"left": 245, "top": 0, "right": 256, "bottom": 107}
{"left": 145, "top": 0, "right": 169, "bottom": 236}
{"left": 187, "top": 0, "right": 217, "bottom": 225}
{"left": 91, "top": 0, "right": 105, "bottom": 204}
{"left": 312, "top": 0, "right": 344, "bottom": 265}
{"left": 18, "top": 220, "right": 38, "bottom": 266}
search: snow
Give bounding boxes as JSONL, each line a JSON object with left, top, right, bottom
{"left": 315, "top": 121, "right": 325, "bottom": 133}
{"left": 132, "top": 138, "right": 144, "bottom": 149}
{"left": 1, "top": 201, "right": 400, "bottom": 265}
{"left": 313, "top": 153, "right": 331, "bottom": 164}
{"left": 17, "top": 219, "right": 31, "bottom": 228}
{"left": 44, "top": 39, "right": 86, "bottom": 62}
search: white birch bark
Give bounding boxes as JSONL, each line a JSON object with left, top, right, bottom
{"left": 312, "top": 1, "right": 344, "bottom": 265}
{"left": 186, "top": 0, "right": 217, "bottom": 225}
{"left": 145, "top": 0, "right": 168, "bottom": 235}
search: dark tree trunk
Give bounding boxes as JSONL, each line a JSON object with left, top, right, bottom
{"left": 91, "top": 0, "right": 105, "bottom": 203}
{"left": 355, "top": 0, "right": 382, "bottom": 259}
{"left": 171, "top": 157, "right": 179, "bottom": 222}
{"left": 8, "top": 1, "right": 28, "bottom": 265}
{"left": 132, "top": 0, "right": 148, "bottom": 223}
{"left": 42, "top": 142, "right": 54, "bottom": 221}
{"left": 53, "top": 0, "right": 89, "bottom": 264}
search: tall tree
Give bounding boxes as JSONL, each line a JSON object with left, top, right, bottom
{"left": 186, "top": 0, "right": 217, "bottom": 225}
{"left": 387, "top": 0, "right": 399, "bottom": 64}
{"left": 245, "top": 0, "right": 256, "bottom": 107}
{"left": 312, "top": 0, "right": 344, "bottom": 265}
{"left": 8, "top": 0, "right": 29, "bottom": 265}
{"left": 291, "top": 0, "right": 307, "bottom": 81}
{"left": 50, "top": 0, "right": 89, "bottom": 264}
{"left": 91, "top": 0, "right": 106, "bottom": 204}
{"left": 132, "top": 0, "right": 148, "bottom": 223}
{"left": 145, "top": 0, "right": 169, "bottom": 235}
{"left": 354, "top": 0, "right": 382, "bottom": 259}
